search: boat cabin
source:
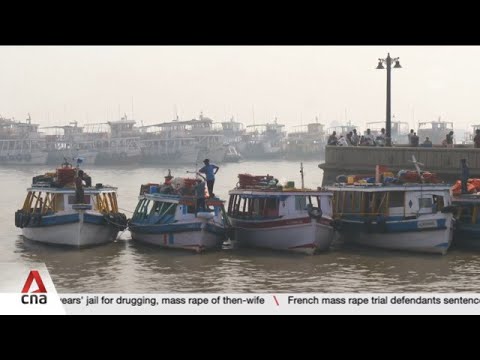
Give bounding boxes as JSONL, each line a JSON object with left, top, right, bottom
{"left": 131, "top": 193, "right": 225, "bottom": 225}
{"left": 228, "top": 191, "right": 332, "bottom": 220}
{"left": 21, "top": 186, "right": 119, "bottom": 216}
{"left": 330, "top": 184, "right": 451, "bottom": 218}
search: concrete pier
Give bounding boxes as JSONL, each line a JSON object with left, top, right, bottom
{"left": 319, "top": 145, "right": 480, "bottom": 185}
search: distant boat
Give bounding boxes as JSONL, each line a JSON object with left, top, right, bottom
{"left": 0, "top": 115, "right": 48, "bottom": 165}
{"left": 417, "top": 118, "right": 454, "bottom": 145}
{"left": 241, "top": 120, "right": 286, "bottom": 160}
{"left": 286, "top": 121, "right": 326, "bottom": 160}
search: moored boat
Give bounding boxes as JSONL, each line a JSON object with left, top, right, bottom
{"left": 129, "top": 172, "right": 229, "bottom": 252}
{"left": 14, "top": 161, "right": 127, "bottom": 247}
{"left": 227, "top": 173, "right": 335, "bottom": 254}
{"left": 326, "top": 164, "right": 455, "bottom": 255}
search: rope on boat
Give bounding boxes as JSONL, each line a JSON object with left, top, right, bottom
{"left": 103, "top": 212, "right": 128, "bottom": 231}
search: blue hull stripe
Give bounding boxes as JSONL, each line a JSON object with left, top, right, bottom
{"left": 29, "top": 213, "right": 79, "bottom": 227}
{"left": 339, "top": 217, "right": 447, "bottom": 234}
{"left": 130, "top": 222, "right": 202, "bottom": 234}
{"left": 84, "top": 213, "right": 106, "bottom": 225}
{"left": 131, "top": 221, "right": 225, "bottom": 236}
{"left": 27, "top": 213, "right": 108, "bottom": 228}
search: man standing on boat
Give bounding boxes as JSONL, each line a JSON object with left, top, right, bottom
{"left": 75, "top": 169, "right": 86, "bottom": 204}
{"left": 199, "top": 159, "right": 219, "bottom": 198}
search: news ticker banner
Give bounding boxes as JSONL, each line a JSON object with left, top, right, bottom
{"left": 58, "top": 293, "right": 480, "bottom": 314}
{"left": 3, "top": 262, "right": 480, "bottom": 314}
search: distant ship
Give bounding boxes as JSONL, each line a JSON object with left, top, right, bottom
{"left": 0, "top": 114, "right": 48, "bottom": 165}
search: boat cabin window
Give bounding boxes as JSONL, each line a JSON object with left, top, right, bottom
{"left": 68, "top": 195, "right": 91, "bottom": 205}
{"left": 389, "top": 191, "right": 405, "bottom": 208}
{"left": 152, "top": 201, "right": 177, "bottom": 216}
{"left": 419, "top": 197, "right": 433, "bottom": 209}
{"left": 229, "top": 195, "right": 279, "bottom": 218}
{"left": 133, "top": 199, "right": 154, "bottom": 220}
{"left": 23, "top": 191, "right": 58, "bottom": 215}
{"left": 334, "top": 191, "right": 389, "bottom": 215}
{"left": 455, "top": 204, "right": 478, "bottom": 224}
{"left": 432, "top": 195, "right": 445, "bottom": 211}
{"left": 295, "top": 196, "right": 307, "bottom": 211}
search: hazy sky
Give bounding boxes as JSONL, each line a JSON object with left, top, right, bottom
{"left": 0, "top": 46, "right": 478, "bottom": 133}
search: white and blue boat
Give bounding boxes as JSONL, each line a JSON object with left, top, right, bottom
{"left": 129, "top": 178, "right": 228, "bottom": 253}
{"left": 326, "top": 182, "right": 455, "bottom": 255}
{"left": 15, "top": 164, "right": 127, "bottom": 247}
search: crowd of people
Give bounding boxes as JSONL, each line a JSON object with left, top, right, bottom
{"left": 327, "top": 128, "right": 386, "bottom": 147}
{"left": 327, "top": 127, "right": 477, "bottom": 148}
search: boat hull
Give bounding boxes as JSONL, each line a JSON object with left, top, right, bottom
{"left": 337, "top": 214, "right": 454, "bottom": 255}
{"left": 0, "top": 151, "right": 48, "bottom": 165}
{"left": 454, "top": 224, "right": 480, "bottom": 249}
{"left": 130, "top": 222, "right": 225, "bottom": 253}
{"left": 231, "top": 217, "right": 335, "bottom": 255}
{"left": 22, "top": 213, "right": 119, "bottom": 247}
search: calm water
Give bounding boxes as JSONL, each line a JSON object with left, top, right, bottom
{"left": 2, "top": 160, "right": 480, "bottom": 293}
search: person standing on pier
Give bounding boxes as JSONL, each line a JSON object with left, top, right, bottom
{"left": 364, "top": 129, "right": 376, "bottom": 146}
{"left": 328, "top": 131, "right": 338, "bottom": 145}
{"left": 446, "top": 131, "right": 454, "bottom": 148}
{"left": 408, "top": 129, "right": 414, "bottom": 145}
{"left": 351, "top": 129, "right": 359, "bottom": 146}
{"left": 474, "top": 129, "right": 480, "bottom": 148}
{"left": 411, "top": 132, "right": 419, "bottom": 147}
{"left": 376, "top": 128, "right": 386, "bottom": 146}
{"left": 199, "top": 159, "right": 219, "bottom": 198}
{"left": 461, "top": 159, "right": 470, "bottom": 194}
{"left": 422, "top": 137, "right": 433, "bottom": 147}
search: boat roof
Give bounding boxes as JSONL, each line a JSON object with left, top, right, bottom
{"left": 418, "top": 120, "right": 453, "bottom": 127}
{"left": 229, "top": 189, "right": 333, "bottom": 196}
{"left": 27, "top": 185, "right": 118, "bottom": 193}
{"left": 452, "top": 194, "right": 480, "bottom": 203}
{"left": 325, "top": 183, "right": 451, "bottom": 192}
{"left": 366, "top": 121, "right": 408, "bottom": 126}
{"left": 142, "top": 193, "right": 225, "bottom": 204}
{"left": 246, "top": 123, "right": 285, "bottom": 128}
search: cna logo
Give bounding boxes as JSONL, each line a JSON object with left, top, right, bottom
{"left": 21, "top": 270, "right": 47, "bottom": 305}
{"left": 22, "top": 270, "right": 47, "bottom": 293}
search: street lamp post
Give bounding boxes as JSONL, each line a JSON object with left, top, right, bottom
{"left": 376, "top": 53, "right": 402, "bottom": 147}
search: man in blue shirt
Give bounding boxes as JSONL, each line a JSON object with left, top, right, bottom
{"left": 199, "top": 159, "right": 219, "bottom": 198}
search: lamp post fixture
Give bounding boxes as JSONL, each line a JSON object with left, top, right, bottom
{"left": 376, "top": 53, "right": 402, "bottom": 147}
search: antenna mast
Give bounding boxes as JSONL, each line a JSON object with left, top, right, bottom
{"left": 131, "top": 97, "right": 134, "bottom": 120}
{"left": 300, "top": 163, "right": 305, "bottom": 190}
